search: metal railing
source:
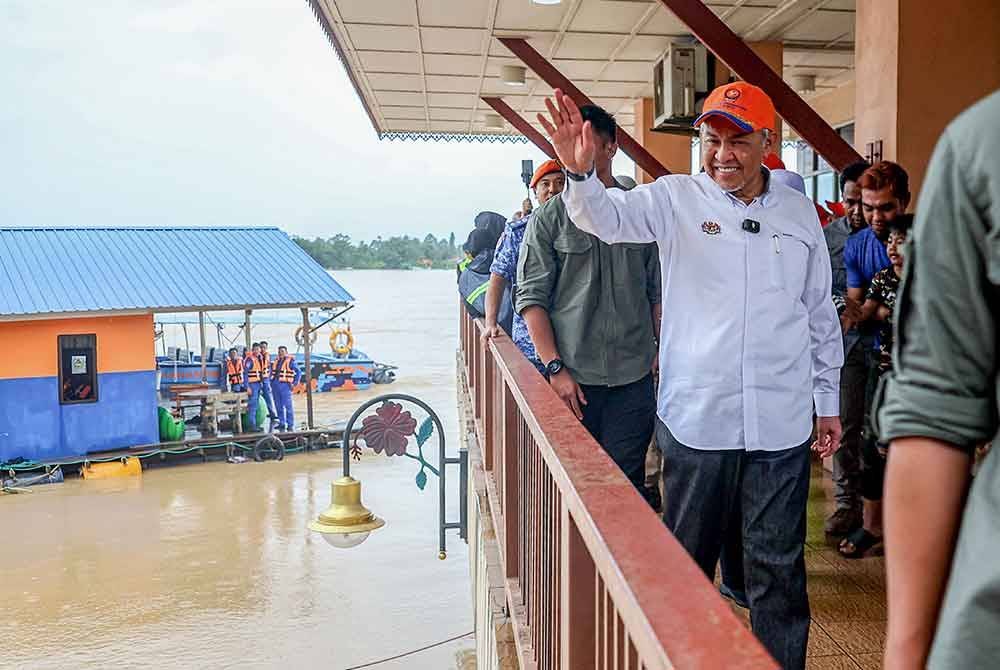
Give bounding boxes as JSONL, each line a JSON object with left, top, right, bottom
{"left": 460, "top": 308, "right": 777, "bottom": 670}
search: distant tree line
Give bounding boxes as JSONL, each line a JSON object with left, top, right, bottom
{"left": 294, "top": 232, "right": 459, "bottom": 270}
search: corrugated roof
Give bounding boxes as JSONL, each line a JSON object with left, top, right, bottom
{"left": 0, "top": 227, "right": 354, "bottom": 320}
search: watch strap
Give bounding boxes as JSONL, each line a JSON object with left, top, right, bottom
{"left": 565, "top": 166, "right": 595, "bottom": 182}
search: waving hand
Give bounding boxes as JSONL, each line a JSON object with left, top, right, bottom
{"left": 537, "top": 89, "right": 595, "bottom": 175}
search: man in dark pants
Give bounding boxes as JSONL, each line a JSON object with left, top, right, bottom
{"left": 516, "top": 104, "right": 660, "bottom": 494}
{"left": 542, "top": 83, "right": 843, "bottom": 669}
{"left": 823, "top": 160, "right": 870, "bottom": 537}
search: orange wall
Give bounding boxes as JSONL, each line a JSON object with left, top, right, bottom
{"left": 854, "top": 0, "right": 899, "bottom": 166}
{"left": 786, "top": 81, "right": 855, "bottom": 141}
{"left": 856, "top": 0, "right": 1000, "bottom": 201}
{"left": 0, "top": 314, "right": 155, "bottom": 380}
{"left": 633, "top": 97, "right": 692, "bottom": 183}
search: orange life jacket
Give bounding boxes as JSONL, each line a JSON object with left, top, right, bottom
{"left": 274, "top": 356, "right": 295, "bottom": 384}
{"left": 244, "top": 355, "right": 263, "bottom": 383}
{"left": 258, "top": 352, "right": 271, "bottom": 378}
{"left": 226, "top": 358, "right": 244, "bottom": 386}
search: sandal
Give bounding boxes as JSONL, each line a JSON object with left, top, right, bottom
{"left": 838, "top": 527, "right": 884, "bottom": 559}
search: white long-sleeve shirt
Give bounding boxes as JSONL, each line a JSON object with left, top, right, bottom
{"left": 563, "top": 170, "right": 843, "bottom": 451}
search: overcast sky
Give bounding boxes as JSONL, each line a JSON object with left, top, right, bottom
{"left": 1, "top": 1, "right": 635, "bottom": 242}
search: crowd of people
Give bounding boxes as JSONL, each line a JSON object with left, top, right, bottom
{"left": 457, "top": 81, "right": 1000, "bottom": 670}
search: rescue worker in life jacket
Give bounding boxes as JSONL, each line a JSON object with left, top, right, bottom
{"left": 226, "top": 347, "right": 245, "bottom": 393}
{"left": 244, "top": 342, "right": 265, "bottom": 431}
{"left": 271, "top": 345, "right": 301, "bottom": 431}
{"left": 257, "top": 341, "right": 279, "bottom": 429}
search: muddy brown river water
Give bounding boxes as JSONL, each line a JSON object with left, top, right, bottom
{"left": 0, "top": 270, "right": 473, "bottom": 669}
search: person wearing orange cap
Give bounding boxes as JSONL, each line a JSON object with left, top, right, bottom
{"left": 482, "top": 159, "right": 565, "bottom": 372}
{"left": 539, "top": 82, "right": 843, "bottom": 670}
{"left": 762, "top": 152, "right": 785, "bottom": 171}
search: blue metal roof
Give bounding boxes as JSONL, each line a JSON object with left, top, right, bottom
{"left": 0, "top": 227, "right": 354, "bottom": 319}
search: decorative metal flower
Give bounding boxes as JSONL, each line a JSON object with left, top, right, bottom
{"left": 359, "top": 401, "right": 417, "bottom": 456}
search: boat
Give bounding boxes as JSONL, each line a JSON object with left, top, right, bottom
{"left": 155, "top": 322, "right": 395, "bottom": 397}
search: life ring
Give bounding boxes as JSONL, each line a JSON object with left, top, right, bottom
{"left": 329, "top": 327, "right": 354, "bottom": 355}
{"left": 295, "top": 326, "right": 318, "bottom": 347}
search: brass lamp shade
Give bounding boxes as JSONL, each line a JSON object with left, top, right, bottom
{"left": 309, "top": 476, "right": 385, "bottom": 537}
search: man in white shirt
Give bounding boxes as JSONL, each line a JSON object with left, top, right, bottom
{"left": 538, "top": 82, "right": 843, "bottom": 670}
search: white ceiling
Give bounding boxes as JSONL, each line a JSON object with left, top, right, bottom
{"left": 313, "top": 0, "right": 856, "bottom": 138}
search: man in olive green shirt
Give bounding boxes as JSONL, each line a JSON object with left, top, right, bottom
{"left": 515, "top": 104, "right": 660, "bottom": 494}
{"left": 875, "top": 88, "right": 1000, "bottom": 670}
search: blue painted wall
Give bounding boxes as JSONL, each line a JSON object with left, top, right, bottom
{"left": 0, "top": 370, "right": 158, "bottom": 463}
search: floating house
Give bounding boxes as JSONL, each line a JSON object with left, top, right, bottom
{"left": 0, "top": 227, "right": 352, "bottom": 465}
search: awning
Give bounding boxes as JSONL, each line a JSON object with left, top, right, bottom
{"left": 309, "top": 0, "right": 855, "bottom": 141}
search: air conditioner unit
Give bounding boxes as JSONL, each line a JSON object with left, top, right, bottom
{"left": 652, "top": 43, "right": 712, "bottom": 133}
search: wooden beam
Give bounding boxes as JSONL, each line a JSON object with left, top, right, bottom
{"left": 498, "top": 37, "right": 670, "bottom": 179}
{"left": 481, "top": 96, "right": 557, "bottom": 160}
{"left": 657, "top": 0, "right": 863, "bottom": 171}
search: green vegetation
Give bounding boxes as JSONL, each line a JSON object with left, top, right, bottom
{"left": 294, "top": 232, "right": 460, "bottom": 270}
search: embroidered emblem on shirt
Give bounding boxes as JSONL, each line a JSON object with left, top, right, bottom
{"left": 701, "top": 221, "right": 722, "bottom": 235}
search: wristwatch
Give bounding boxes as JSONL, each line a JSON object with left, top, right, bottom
{"left": 565, "top": 166, "right": 595, "bottom": 182}
{"left": 545, "top": 358, "right": 565, "bottom": 376}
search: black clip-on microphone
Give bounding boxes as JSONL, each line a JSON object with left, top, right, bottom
{"left": 742, "top": 219, "right": 761, "bottom": 234}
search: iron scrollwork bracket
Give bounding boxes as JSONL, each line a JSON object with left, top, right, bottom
{"left": 342, "top": 394, "right": 468, "bottom": 558}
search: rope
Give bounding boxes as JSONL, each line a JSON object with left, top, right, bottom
{"left": 343, "top": 631, "right": 474, "bottom": 669}
{"left": 0, "top": 436, "right": 324, "bottom": 472}
{"left": 204, "top": 314, "right": 245, "bottom": 348}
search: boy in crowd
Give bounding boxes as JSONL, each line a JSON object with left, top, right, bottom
{"left": 839, "top": 213, "right": 913, "bottom": 558}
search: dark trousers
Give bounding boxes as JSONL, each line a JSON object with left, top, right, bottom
{"left": 720, "top": 498, "right": 746, "bottom": 594}
{"left": 580, "top": 374, "right": 655, "bottom": 493}
{"left": 861, "top": 365, "right": 889, "bottom": 501}
{"left": 274, "top": 382, "right": 294, "bottom": 430}
{"left": 659, "top": 421, "right": 811, "bottom": 670}
{"left": 833, "top": 341, "right": 866, "bottom": 511}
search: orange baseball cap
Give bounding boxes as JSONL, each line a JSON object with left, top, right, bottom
{"left": 530, "top": 159, "right": 563, "bottom": 189}
{"left": 694, "top": 81, "right": 776, "bottom": 133}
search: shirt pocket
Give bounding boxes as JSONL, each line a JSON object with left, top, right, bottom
{"left": 613, "top": 243, "right": 651, "bottom": 290}
{"left": 769, "top": 232, "right": 811, "bottom": 295}
{"left": 553, "top": 230, "right": 594, "bottom": 287}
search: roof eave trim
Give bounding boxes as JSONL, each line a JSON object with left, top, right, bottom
{"left": 379, "top": 131, "right": 531, "bottom": 144}
{"left": 0, "top": 301, "right": 353, "bottom": 323}
{"left": 306, "top": 0, "right": 382, "bottom": 137}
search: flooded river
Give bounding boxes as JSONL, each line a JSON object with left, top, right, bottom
{"left": 0, "top": 270, "right": 473, "bottom": 669}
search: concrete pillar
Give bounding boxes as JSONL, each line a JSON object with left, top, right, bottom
{"left": 632, "top": 97, "right": 692, "bottom": 183}
{"left": 855, "top": 0, "right": 1000, "bottom": 201}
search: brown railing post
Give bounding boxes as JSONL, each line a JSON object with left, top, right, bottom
{"left": 502, "top": 384, "right": 520, "bottom": 579}
{"left": 483, "top": 344, "right": 496, "bottom": 469}
{"left": 492, "top": 368, "right": 504, "bottom": 478}
{"left": 560, "top": 503, "right": 596, "bottom": 670}
{"left": 473, "top": 327, "right": 483, "bottom": 421}
{"left": 460, "top": 302, "right": 467, "bottom": 361}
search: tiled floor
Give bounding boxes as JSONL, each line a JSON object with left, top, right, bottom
{"left": 724, "top": 462, "right": 887, "bottom": 669}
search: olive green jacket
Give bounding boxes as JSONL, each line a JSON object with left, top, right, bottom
{"left": 874, "top": 89, "right": 1000, "bottom": 670}
{"left": 514, "top": 191, "right": 660, "bottom": 387}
